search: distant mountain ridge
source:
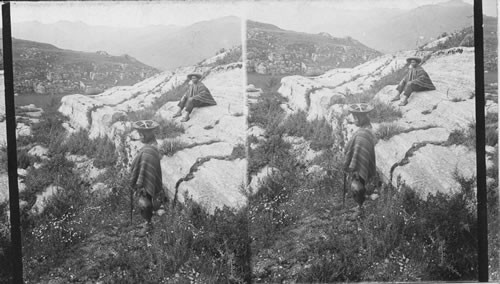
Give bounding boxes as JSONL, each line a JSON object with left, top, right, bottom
{"left": 12, "top": 16, "right": 242, "bottom": 71}
{"left": 345, "top": 0, "right": 474, "bottom": 52}
{"left": 246, "top": 20, "right": 381, "bottom": 76}
{"left": 6, "top": 38, "right": 159, "bottom": 95}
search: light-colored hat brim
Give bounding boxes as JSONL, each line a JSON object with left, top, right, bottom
{"left": 187, "top": 73, "right": 202, "bottom": 79}
{"left": 347, "top": 103, "right": 374, "bottom": 114}
{"left": 132, "top": 120, "right": 159, "bottom": 131}
{"left": 406, "top": 57, "right": 422, "bottom": 64}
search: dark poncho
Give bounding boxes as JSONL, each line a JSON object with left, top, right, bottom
{"left": 130, "top": 144, "right": 163, "bottom": 197}
{"left": 400, "top": 65, "right": 436, "bottom": 90}
{"left": 187, "top": 82, "right": 217, "bottom": 105}
{"left": 344, "top": 127, "right": 377, "bottom": 183}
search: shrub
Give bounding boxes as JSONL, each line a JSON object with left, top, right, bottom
{"left": 230, "top": 143, "right": 246, "bottom": 159}
{"left": 58, "top": 129, "right": 118, "bottom": 169}
{"left": 279, "top": 110, "right": 335, "bottom": 151}
{"left": 156, "top": 119, "right": 184, "bottom": 139}
{"left": 369, "top": 99, "right": 402, "bottom": 123}
{"left": 0, "top": 145, "right": 6, "bottom": 173}
{"left": 127, "top": 83, "right": 189, "bottom": 122}
{"left": 0, "top": 202, "right": 12, "bottom": 283}
{"left": 159, "top": 139, "right": 190, "bottom": 156}
{"left": 485, "top": 113, "right": 498, "bottom": 146}
{"left": 17, "top": 148, "right": 38, "bottom": 169}
{"left": 447, "top": 122, "right": 476, "bottom": 149}
{"left": 30, "top": 109, "right": 67, "bottom": 147}
{"left": 248, "top": 134, "right": 291, "bottom": 176}
{"left": 92, "top": 136, "right": 118, "bottom": 169}
{"left": 376, "top": 122, "right": 405, "bottom": 140}
{"left": 248, "top": 91, "right": 286, "bottom": 127}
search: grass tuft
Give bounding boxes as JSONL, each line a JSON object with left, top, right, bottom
{"left": 376, "top": 122, "right": 405, "bottom": 140}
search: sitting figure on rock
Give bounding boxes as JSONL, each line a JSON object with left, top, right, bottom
{"left": 343, "top": 104, "right": 378, "bottom": 218}
{"left": 130, "top": 120, "right": 163, "bottom": 236}
{"left": 391, "top": 57, "right": 435, "bottom": 106}
{"left": 173, "top": 73, "right": 217, "bottom": 122}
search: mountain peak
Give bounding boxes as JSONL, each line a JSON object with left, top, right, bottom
{"left": 247, "top": 20, "right": 282, "bottom": 31}
{"left": 439, "top": 0, "right": 470, "bottom": 7}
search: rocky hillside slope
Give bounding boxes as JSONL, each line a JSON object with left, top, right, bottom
{"left": 420, "top": 15, "right": 497, "bottom": 72}
{"left": 2, "top": 38, "right": 159, "bottom": 96}
{"left": 276, "top": 46, "right": 497, "bottom": 198}
{"left": 247, "top": 20, "right": 381, "bottom": 76}
{"left": 58, "top": 60, "right": 246, "bottom": 213}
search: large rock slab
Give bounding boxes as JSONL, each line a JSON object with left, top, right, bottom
{"left": 375, "top": 127, "right": 450, "bottom": 183}
{"left": 177, "top": 158, "right": 246, "bottom": 214}
{"left": 160, "top": 142, "right": 234, "bottom": 196}
{"left": 277, "top": 50, "right": 420, "bottom": 116}
{"left": 392, "top": 144, "right": 477, "bottom": 198}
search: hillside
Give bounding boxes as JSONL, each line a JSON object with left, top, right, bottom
{"left": 246, "top": 20, "right": 381, "bottom": 76}
{"left": 1, "top": 38, "right": 159, "bottom": 96}
{"left": 420, "top": 15, "right": 497, "bottom": 72}
{"left": 13, "top": 16, "right": 242, "bottom": 70}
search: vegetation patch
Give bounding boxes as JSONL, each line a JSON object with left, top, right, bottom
{"left": 126, "top": 83, "right": 189, "bottom": 122}
{"left": 159, "top": 139, "right": 190, "bottom": 157}
{"left": 59, "top": 129, "right": 118, "bottom": 169}
{"left": 279, "top": 110, "right": 335, "bottom": 151}
{"left": 375, "top": 122, "right": 405, "bottom": 140}
{"left": 156, "top": 118, "right": 185, "bottom": 140}
{"left": 369, "top": 99, "right": 403, "bottom": 123}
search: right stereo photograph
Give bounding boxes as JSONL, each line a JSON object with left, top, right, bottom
{"left": 246, "top": 0, "right": 498, "bottom": 282}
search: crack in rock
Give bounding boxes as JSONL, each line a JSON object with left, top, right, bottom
{"left": 389, "top": 140, "right": 448, "bottom": 183}
{"left": 174, "top": 154, "right": 242, "bottom": 194}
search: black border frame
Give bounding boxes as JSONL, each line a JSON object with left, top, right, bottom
{"left": 1, "top": 0, "right": 493, "bottom": 282}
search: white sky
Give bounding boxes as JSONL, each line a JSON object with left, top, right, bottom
{"left": 11, "top": 1, "right": 244, "bottom": 27}
{"left": 9, "top": 0, "right": 496, "bottom": 28}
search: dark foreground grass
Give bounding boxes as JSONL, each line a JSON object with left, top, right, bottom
{"left": 250, "top": 144, "right": 482, "bottom": 282}
{"left": 17, "top": 101, "right": 251, "bottom": 283}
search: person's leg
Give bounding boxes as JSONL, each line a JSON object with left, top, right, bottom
{"left": 180, "top": 98, "right": 195, "bottom": 122}
{"left": 350, "top": 174, "right": 366, "bottom": 218}
{"left": 391, "top": 83, "right": 405, "bottom": 101}
{"left": 399, "top": 83, "right": 427, "bottom": 106}
{"left": 138, "top": 192, "right": 153, "bottom": 236}
{"left": 173, "top": 95, "right": 188, "bottom": 117}
{"left": 180, "top": 99, "right": 212, "bottom": 122}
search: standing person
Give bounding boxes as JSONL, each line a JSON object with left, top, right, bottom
{"left": 130, "top": 120, "right": 163, "bottom": 236}
{"left": 172, "top": 73, "right": 217, "bottom": 122}
{"left": 391, "top": 57, "right": 436, "bottom": 106}
{"left": 343, "top": 103, "right": 378, "bottom": 218}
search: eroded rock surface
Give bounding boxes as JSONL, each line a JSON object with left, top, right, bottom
{"left": 59, "top": 62, "right": 246, "bottom": 213}
{"left": 277, "top": 47, "right": 494, "bottom": 197}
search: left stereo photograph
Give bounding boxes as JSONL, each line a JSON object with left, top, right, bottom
{"left": 1, "top": 1, "right": 250, "bottom": 283}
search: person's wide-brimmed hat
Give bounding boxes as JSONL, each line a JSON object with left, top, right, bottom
{"left": 187, "top": 73, "right": 202, "bottom": 79}
{"left": 406, "top": 57, "right": 422, "bottom": 64}
{"left": 347, "top": 103, "right": 374, "bottom": 114}
{"left": 132, "top": 120, "right": 159, "bottom": 132}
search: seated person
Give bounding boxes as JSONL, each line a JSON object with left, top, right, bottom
{"left": 173, "top": 73, "right": 217, "bottom": 122}
{"left": 391, "top": 57, "right": 435, "bottom": 106}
